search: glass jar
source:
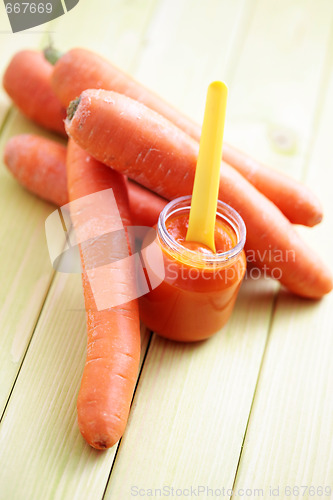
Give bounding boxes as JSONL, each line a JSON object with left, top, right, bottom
{"left": 139, "top": 196, "right": 246, "bottom": 342}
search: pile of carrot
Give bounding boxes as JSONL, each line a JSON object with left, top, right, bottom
{"left": 2, "top": 47, "right": 332, "bottom": 450}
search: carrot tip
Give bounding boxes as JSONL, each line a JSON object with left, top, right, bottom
{"left": 308, "top": 212, "right": 323, "bottom": 227}
{"left": 67, "top": 97, "right": 81, "bottom": 121}
{"left": 93, "top": 440, "right": 110, "bottom": 450}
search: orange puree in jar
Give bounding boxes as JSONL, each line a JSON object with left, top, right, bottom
{"left": 166, "top": 213, "right": 236, "bottom": 255}
{"left": 139, "top": 196, "right": 246, "bottom": 342}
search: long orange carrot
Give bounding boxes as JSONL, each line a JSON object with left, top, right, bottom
{"left": 3, "top": 50, "right": 66, "bottom": 135}
{"left": 220, "top": 147, "right": 323, "bottom": 227}
{"left": 3, "top": 134, "right": 167, "bottom": 226}
{"left": 67, "top": 138, "right": 141, "bottom": 449}
{"left": 3, "top": 48, "right": 320, "bottom": 226}
{"left": 3, "top": 134, "right": 68, "bottom": 206}
{"left": 66, "top": 90, "right": 333, "bottom": 299}
{"left": 50, "top": 47, "right": 322, "bottom": 226}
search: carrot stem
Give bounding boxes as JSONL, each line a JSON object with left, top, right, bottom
{"left": 67, "top": 97, "right": 81, "bottom": 120}
{"left": 43, "top": 46, "right": 63, "bottom": 66}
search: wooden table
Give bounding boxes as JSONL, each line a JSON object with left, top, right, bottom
{"left": 0, "top": 1, "right": 332, "bottom": 498}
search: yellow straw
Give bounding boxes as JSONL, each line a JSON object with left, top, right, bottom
{"left": 186, "top": 81, "right": 228, "bottom": 253}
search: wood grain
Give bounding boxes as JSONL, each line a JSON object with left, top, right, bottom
{"left": 0, "top": 270, "right": 151, "bottom": 500}
{"left": 0, "top": 110, "right": 60, "bottom": 415}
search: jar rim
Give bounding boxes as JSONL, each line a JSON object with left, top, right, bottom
{"left": 157, "top": 196, "right": 246, "bottom": 265}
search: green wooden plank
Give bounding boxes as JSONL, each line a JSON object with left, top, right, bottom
{"left": 232, "top": 22, "right": 333, "bottom": 496}
{"left": 0, "top": 110, "right": 64, "bottom": 416}
{"left": 46, "top": 0, "right": 160, "bottom": 70}
{"left": 0, "top": 270, "right": 150, "bottom": 500}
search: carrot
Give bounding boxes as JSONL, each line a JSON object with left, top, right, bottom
{"left": 67, "top": 139, "right": 141, "bottom": 449}
{"left": 3, "top": 50, "right": 66, "bottom": 136}
{"left": 66, "top": 90, "right": 333, "bottom": 299}
{"left": 50, "top": 47, "right": 196, "bottom": 134}
{"left": 50, "top": 47, "right": 322, "bottom": 226}
{"left": 3, "top": 134, "right": 68, "bottom": 206}
{"left": 3, "top": 134, "right": 166, "bottom": 225}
